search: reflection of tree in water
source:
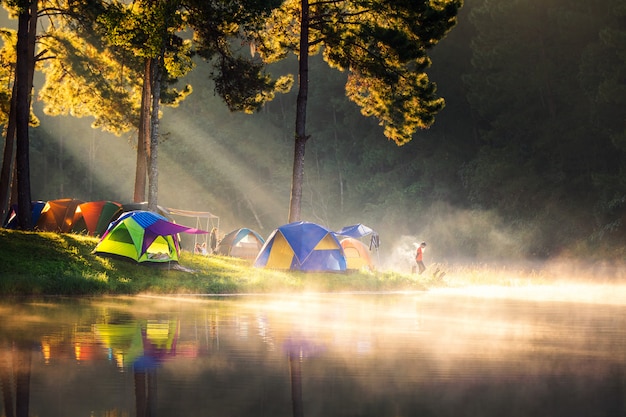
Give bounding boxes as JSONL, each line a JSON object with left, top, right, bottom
{"left": 284, "top": 337, "right": 326, "bottom": 417}
{"left": 134, "top": 364, "right": 156, "bottom": 417}
{"left": 0, "top": 342, "right": 32, "bottom": 417}
{"left": 93, "top": 313, "right": 181, "bottom": 417}
{"left": 133, "top": 319, "right": 180, "bottom": 417}
{"left": 288, "top": 351, "right": 303, "bottom": 417}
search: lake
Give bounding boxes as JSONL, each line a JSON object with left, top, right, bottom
{"left": 1, "top": 284, "right": 625, "bottom": 417}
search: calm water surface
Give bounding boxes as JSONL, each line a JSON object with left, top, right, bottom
{"left": 1, "top": 285, "right": 625, "bottom": 417}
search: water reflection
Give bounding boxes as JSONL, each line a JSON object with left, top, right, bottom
{"left": 1, "top": 341, "right": 32, "bottom": 417}
{"left": 0, "top": 290, "right": 624, "bottom": 417}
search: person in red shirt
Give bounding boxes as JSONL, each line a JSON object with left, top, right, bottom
{"left": 415, "top": 242, "right": 427, "bottom": 274}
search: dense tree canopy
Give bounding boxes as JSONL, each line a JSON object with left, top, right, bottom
{"left": 257, "top": 0, "right": 463, "bottom": 145}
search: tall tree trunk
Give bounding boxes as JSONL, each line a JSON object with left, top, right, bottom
{"left": 0, "top": 83, "right": 18, "bottom": 224}
{"left": 288, "top": 0, "right": 310, "bottom": 223}
{"left": 134, "top": 58, "right": 152, "bottom": 203}
{"left": 57, "top": 121, "right": 63, "bottom": 196}
{"left": 10, "top": 164, "right": 18, "bottom": 208}
{"left": 147, "top": 53, "right": 163, "bottom": 213}
{"left": 15, "top": 0, "right": 37, "bottom": 230}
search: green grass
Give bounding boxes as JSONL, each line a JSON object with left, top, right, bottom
{"left": 0, "top": 229, "right": 437, "bottom": 296}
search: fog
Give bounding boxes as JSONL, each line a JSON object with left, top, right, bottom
{"left": 28, "top": 108, "right": 626, "bottom": 279}
{"left": 25, "top": 107, "right": 625, "bottom": 284}
{"left": 3, "top": 292, "right": 624, "bottom": 417}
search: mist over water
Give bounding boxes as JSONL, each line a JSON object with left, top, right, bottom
{"left": 1, "top": 291, "right": 624, "bottom": 417}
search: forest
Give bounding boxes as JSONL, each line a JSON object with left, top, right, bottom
{"left": 2, "top": 0, "right": 625, "bottom": 268}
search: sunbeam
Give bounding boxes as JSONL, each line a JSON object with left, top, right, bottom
{"left": 158, "top": 109, "right": 289, "bottom": 231}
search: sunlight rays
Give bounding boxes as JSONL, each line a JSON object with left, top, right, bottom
{"left": 159, "top": 109, "right": 288, "bottom": 230}
{"left": 38, "top": 109, "right": 289, "bottom": 232}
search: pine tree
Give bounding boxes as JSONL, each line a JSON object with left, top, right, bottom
{"left": 254, "top": 0, "right": 463, "bottom": 222}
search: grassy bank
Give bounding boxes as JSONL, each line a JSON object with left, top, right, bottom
{"left": 0, "top": 229, "right": 440, "bottom": 296}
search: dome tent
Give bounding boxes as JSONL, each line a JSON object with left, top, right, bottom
{"left": 93, "top": 211, "right": 207, "bottom": 263}
{"left": 35, "top": 198, "right": 84, "bottom": 233}
{"left": 216, "top": 228, "right": 265, "bottom": 260}
{"left": 73, "top": 200, "right": 123, "bottom": 236}
{"left": 254, "top": 222, "right": 346, "bottom": 272}
{"left": 340, "top": 237, "right": 374, "bottom": 271}
{"left": 335, "top": 223, "right": 379, "bottom": 269}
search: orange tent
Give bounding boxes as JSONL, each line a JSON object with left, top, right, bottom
{"left": 340, "top": 237, "right": 374, "bottom": 271}
{"left": 74, "top": 201, "right": 122, "bottom": 236}
{"left": 35, "top": 198, "right": 84, "bottom": 233}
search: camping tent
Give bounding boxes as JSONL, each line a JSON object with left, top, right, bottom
{"left": 72, "top": 201, "right": 123, "bottom": 236}
{"left": 340, "top": 238, "right": 374, "bottom": 271}
{"left": 335, "top": 223, "right": 375, "bottom": 239}
{"left": 335, "top": 223, "right": 380, "bottom": 266}
{"left": 335, "top": 223, "right": 379, "bottom": 249}
{"left": 254, "top": 222, "right": 346, "bottom": 271}
{"left": 35, "top": 198, "right": 84, "bottom": 233}
{"left": 216, "top": 228, "right": 265, "bottom": 260}
{"left": 3, "top": 201, "right": 46, "bottom": 229}
{"left": 167, "top": 207, "right": 220, "bottom": 252}
{"left": 92, "top": 210, "right": 208, "bottom": 263}
{"left": 121, "top": 202, "right": 172, "bottom": 220}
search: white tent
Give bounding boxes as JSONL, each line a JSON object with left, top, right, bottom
{"left": 167, "top": 208, "right": 220, "bottom": 252}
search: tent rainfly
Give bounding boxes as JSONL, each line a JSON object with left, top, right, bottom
{"left": 335, "top": 223, "right": 380, "bottom": 264}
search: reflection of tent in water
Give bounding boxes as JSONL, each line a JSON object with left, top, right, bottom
{"left": 216, "top": 228, "right": 265, "bottom": 260}
{"left": 94, "top": 321, "right": 144, "bottom": 368}
{"left": 283, "top": 335, "right": 326, "bottom": 417}
{"left": 136, "top": 320, "right": 180, "bottom": 369}
{"left": 94, "top": 319, "right": 179, "bottom": 369}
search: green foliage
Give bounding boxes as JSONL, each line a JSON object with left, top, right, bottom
{"left": 96, "top": 0, "right": 184, "bottom": 59}
{"left": 0, "top": 29, "right": 16, "bottom": 126}
{"left": 185, "top": 0, "right": 288, "bottom": 112}
{"left": 213, "top": 54, "right": 289, "bottom": 113}
{"left": 345, "top": 70, "right": 444, "bottom": 144}
{"left": 38, "top": 30, "right": 141, "bottom": 134}
{"left": 0, "top": 27, "right": 39, "bottom": 127}
{"left": 255, "top": 0, "right": 463, "bottom": 144}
